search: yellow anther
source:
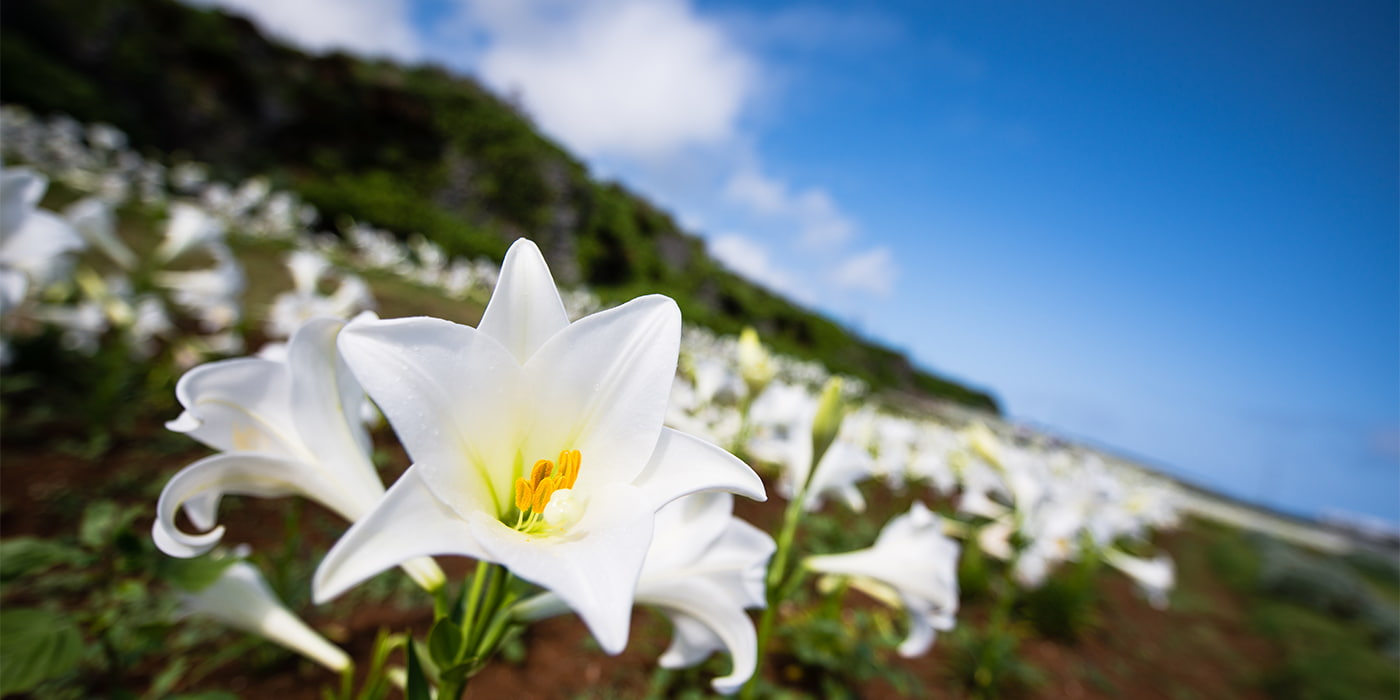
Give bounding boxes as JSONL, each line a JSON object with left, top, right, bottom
{"left": 514, "top": 478, "right": 534, "bottom": 511}
{"left": 513, "top": 449, "right": 584, "bottom": 529}
{"left": 529, "top": 459, "right": 553, "bottom": 488}
{"left": 558, "top": 450, "right": 581, "bottom": 489}
{"left": 532, "top": 479, "right": 556, "bottom": 512}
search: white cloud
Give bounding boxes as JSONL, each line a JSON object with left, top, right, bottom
{"left": 708, "top": 234, "right": 815, "bottom": 305}
{"left": 723, "top": 167, "right": 855, "bottom": 249}
{"left": 457, "top": 0, "right": 756, "bottom": 159}
{"left": 832, "top": 246, "right": 897, "bottom": 296}
{"left": 186, "top": 0, "right": 423, "bottom": 61}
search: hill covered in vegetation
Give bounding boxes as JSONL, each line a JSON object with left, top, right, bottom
{"left": 0, "top": 0, "right": 999, "bottom": 412}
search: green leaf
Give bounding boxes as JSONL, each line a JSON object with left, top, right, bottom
{"left": 404, "top": 640, "right": 431, "bottom": 700}
{"left": 0, "top": 537, "right": 90, "bottom": 582}
{"left": 427, "top": 617, "right": 463, "bottom": 669}
{"left": 150, "top": 657, "right": 189, "bottom": 698}
{"left": 438, "top": 661, "right": 475, "bottom": 685}
{"left": 155, "top": 553, "right": 241, "bottom": 592}
{"left": 0, "top": 608, "right": 85, "bottom": 694}
{"left": 79, "top": 501, "right": 138, "bottom": 549}
{"left": 410, "top": 638, "right": 442, "bottom": 686}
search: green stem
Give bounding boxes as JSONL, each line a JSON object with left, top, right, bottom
{"left": 458, "top": 560, "right": 494, "bottom": 656}
{"left": 274, "top": 498, "right": 304, "bottom": 602}
{"left": 742, "top": 479, "right": 813, "bottom": 700}
{"left": 440, "top": 563, "right": 512, "bottom": 700}
{"left": 473, "top": 596, "right": 518, "bottom": 660}
{"left": 433, "top": 581, "right": 454, "bottom": 621}
{"left": 733, "top": 396, "right": 755, "bottom": 456}
{"left": 468, "top": 566, "right": 510, "bottom": 653}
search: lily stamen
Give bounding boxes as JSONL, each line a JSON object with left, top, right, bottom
{"left": 511, "top": 450, "right": 583, "bottom": 532}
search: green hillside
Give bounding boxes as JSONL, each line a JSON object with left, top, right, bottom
{"left": 0, "top": 0, "right": 999, "bottom": 412}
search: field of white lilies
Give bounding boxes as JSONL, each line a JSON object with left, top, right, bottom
{"left": 2, "top": 106, "right": 1395, "bottom": 700}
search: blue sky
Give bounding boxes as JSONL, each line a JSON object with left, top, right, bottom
{"left": 196, "top": 0, "right": 1398, "bottom": 525}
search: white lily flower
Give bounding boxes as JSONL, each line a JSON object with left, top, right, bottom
{"left": 908, "top": 423, "right": 959, "bottom": 493}
{"left": 266, "top": 250, "right": 376, "bottom": 339}
{"left": 85, "top": 122, "right": 127, "bottom": 152}
{"left": 286, "top": 248, "right": 330, "bottom": 293}
{"left": 170, "top": 162, "right": 209, "bottom": 192}
{"left": 30, "top": 300, "right": 108, "bottom": 354}
{"left": 157, "top": 202, "right": 226, "bottom": 261}
{"left": 516, "top": 492, "right": 773, "bottom": 694}
{"left": 177, "top": 560, "right": 349, "bottom": 673}
{"left": 0, "top": 167, "right": 85, "bottom": 311}
{"left": 1103, "top": 549, "right": 1175, "bottom": 609}
{"left": 804, "top": 502, "right": 960, "bottom": 657}
{"left": 156, "top": 245, "right": 245, "bottom": 332}
{"left": 313, "top": 238, "right": 765, "bottom": 654}
{"left": 64, "top": 196, "right": 136, "bottom": 269}
{"left": 872, "top": 415, "right": 916, "bottom": 489}
{"left": 801, "top": 440, "right": 875, "bottom": 512}
{"left": 153, "top": 316, "right": 444, "bottom": 590}
{"left": 125, "top": 295, "right": 174, "bottom": 358}
{"left": 747, "top": 381, "right": 872, "bottom": 512}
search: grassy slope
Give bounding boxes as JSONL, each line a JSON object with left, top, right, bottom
{"left": 0, "top": 0, "right": 998, "bottom": 412}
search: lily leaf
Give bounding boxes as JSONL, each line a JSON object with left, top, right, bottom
{"left": 0, "top": 537, "right": 90, "bottom": 582}
{"left": 405, "top": 641, "right": 431, "bottom": 700}
{"left": 428, "top": 616, "right": 464, "bottom": 670}
{"left": 0, "top": 607, "right": 84, "bottom": 695}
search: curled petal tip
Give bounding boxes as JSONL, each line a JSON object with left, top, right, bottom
{"left": 152, "top": 519, "right": 224, "bottom": 559}
{"left": 165, "top": 411, "right": 201, "bottom": 433}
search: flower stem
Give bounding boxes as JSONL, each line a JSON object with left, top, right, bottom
{"left": 459, "top": 560, "right": 493, "bottom": 652}
{"left": 742, "top": 479, "right": 812, "bottom": 700}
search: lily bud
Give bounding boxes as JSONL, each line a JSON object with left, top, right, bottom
{"left": 736, "top": 327, "right": 776, "bottom": 397}
{"left": 963, "top": 422, "right": 1002, "bottom": 469}
{"left": 810, "top": 377, "right": 846, "bottom": 473}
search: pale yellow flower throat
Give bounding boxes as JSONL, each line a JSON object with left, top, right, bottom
{"left": 512, "top": 450, "right": 582, "bottom": 532}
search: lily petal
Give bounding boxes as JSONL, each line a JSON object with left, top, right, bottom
{"left": 633, "top": 429, "right": 767, "bottom": 510}
{"left": 896, "top": 601, "right": 936, "bottom": 658}
{"left": 697, "top": 518, "right": 775, "bottom": 609}
{"left": 643, "top": 580, "right": 759, "bottom": 695}
{"left": 659, "top": 611, "right": 723, "bottom": 668}
{"left": 179, "top": 561, "right": 350, "bottom": 673}
{"left": 287, "top": 318, "right": 384, "bottom": 512}
{"left": 3, "top": 209, "right": 85, "bottom": 281}
{"left": 642, "top": 491, "right": 736, "bottom": 575}
{"left": 338, "top": 316, "right": 522, "bottom": 518}
{"left": 476, "top": 238, "right": 569, "bottom": 364}
{"left": 154, "top": 453, "right": 330, "bottom": 558}
{"left": 167, "top": 357, "right": 302, "bottom": 459}
{"left": 470, "top": 484, "right": 654, "bottom": 654}
{"left": 522, "top": 295, "right": 681, "bottom": 490}
{"left": 314, "top": 466, "right": 481, "bottom": 603}
{"left": 0, "top": 268, "right": 28, "bottom": 314}
{"left": 65, "top": 197, "right": 136, "bottom": 269}
{"left": 0, "top": 167, "right": 46, "bottom": 237}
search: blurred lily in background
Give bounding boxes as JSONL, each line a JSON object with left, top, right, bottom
{"left": 805, "top": 501, "right": 961, "bottom": 657}
{"left": 176, "top": 558, "right": 350, "bottom": 674}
